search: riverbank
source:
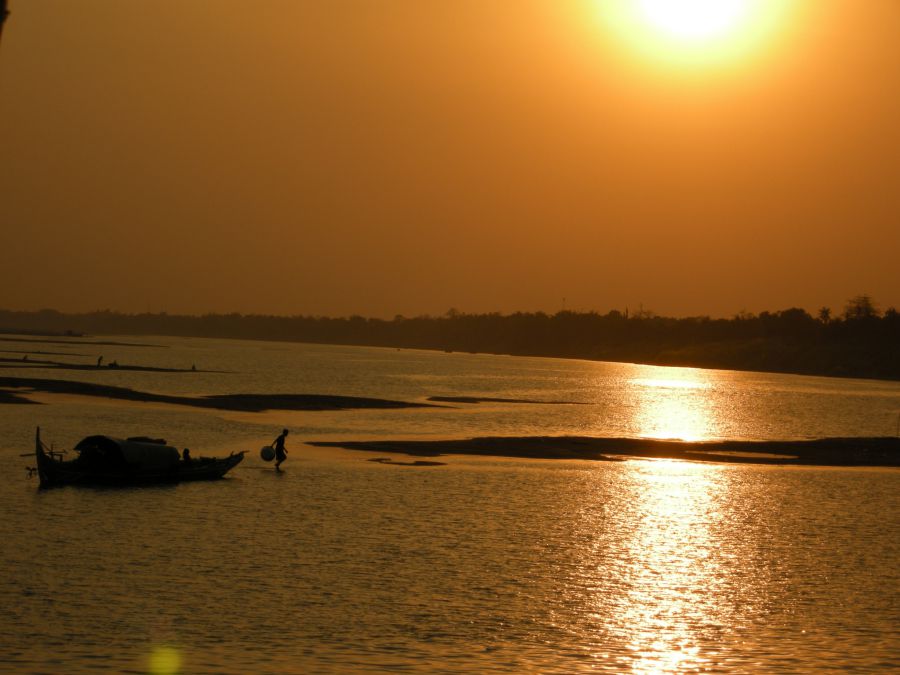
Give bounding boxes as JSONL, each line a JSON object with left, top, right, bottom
{"left": 3, "top": 306, "right": 899, "bottom": 382}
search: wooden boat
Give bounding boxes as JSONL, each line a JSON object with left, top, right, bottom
{"left": 33, "top": 427, "right": 244, "bottom": 488}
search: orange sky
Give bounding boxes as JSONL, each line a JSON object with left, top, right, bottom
{"left": 0, "top": 1, "right": 898, "bottom": 318}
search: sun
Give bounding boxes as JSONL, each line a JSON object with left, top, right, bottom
{"left": 594, "top": 0, "right": 795, "bottom": 70}
{"left": 637, "top": 0, "right": 752, "bottom": 41}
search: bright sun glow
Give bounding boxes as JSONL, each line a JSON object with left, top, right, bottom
{"left": 626, "top": 368, "right": 716, "bottom": 441}
{"left": 637, "top": 0, "right": 752, "bottom": 41}
{"left": 595, "top": 0, "right": 796, "bottom": 70}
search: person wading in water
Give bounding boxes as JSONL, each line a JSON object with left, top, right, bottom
{"left": 272, "top": 428, "right": 289, "bottom": 471}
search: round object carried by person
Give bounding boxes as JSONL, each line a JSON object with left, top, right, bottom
{"left": 260, "top": 445, "right": 275, "bottom": 462}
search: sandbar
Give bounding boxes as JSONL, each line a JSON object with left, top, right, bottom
{"left": 0, "top": 358, "right": 218, "bottom": 373}
{"left": 367, "top": 457, "right": 447, "bottom": 467}
{"left": 0, "top": 390, "right": 38, "bottom": 405}
{"left": 309, "top": 435, "right": 900, "bottom": 467}
{"left": 0, "top": 376, "right": 439, "bottom": 413}
{"left": 0, "top": 336, "right": 163, "bottom": 348}
{"left": 427, "top": 396, "right": 585, "bottom": 405}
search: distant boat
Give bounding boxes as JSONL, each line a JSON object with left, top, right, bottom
{"left": 33, "top": 428, "right": 244, "bottom": 488}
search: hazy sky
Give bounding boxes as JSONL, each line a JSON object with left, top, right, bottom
{"left": 1, "top": 1, "right": 898, "bottom": 318}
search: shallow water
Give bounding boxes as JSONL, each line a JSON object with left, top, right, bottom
{"left": 1, "top": 336, "right": 898, "bottom": 672}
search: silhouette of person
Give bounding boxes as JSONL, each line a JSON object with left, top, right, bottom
{"left": 273, "top": 429, "right": 289, "bottom": 471}
{"left": 97, "top": 356, "right": 103, "bottom": 367}
{"left": 182, "top": 448, "right": 193, "bottom": 466}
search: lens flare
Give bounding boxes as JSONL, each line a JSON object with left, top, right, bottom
{"left": 148, "top": 646, "right": 182, "bottom": 675}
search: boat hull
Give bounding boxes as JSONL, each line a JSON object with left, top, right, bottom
{"left": 34, "top": 430, "right": 244, "bottom": 489}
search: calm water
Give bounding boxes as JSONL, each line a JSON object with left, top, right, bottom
{"left": 1, "top": 336, "right": 898, "bottom": 673}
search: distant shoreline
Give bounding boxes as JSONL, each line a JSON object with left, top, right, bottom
{"left": 0, "top": 334, "right": 164, "bottom": 348}
{"left": 309, "top": 436, "right": 900, "bottom": 468}
{"left": 2, "top": 305, "right": 899, "bottom": 382}
{"left": 2, "top": 331, "right": 899, "bottom": 385}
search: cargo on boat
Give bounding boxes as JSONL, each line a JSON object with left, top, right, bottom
{"left": 32, "top": 427, "right": 244, "bottom": 488}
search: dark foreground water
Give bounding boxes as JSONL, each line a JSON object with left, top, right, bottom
{"left": 1, "top": 337, "right": 898, "bottom": 672}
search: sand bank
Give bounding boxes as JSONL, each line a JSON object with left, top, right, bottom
{"left": 427, "top": 396, "right": 585, "bottom": 405}
{"left": 0, "top": 376, "right": 438, "bottom": 412}
{"left": 0, "top": 358, "right": 217, "bottom": 373}
{"left": 309, "top": 435, "right": 900, "bottom": 467}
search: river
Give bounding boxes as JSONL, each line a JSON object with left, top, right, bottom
{"left": 1, "top": 335, "right": 897, "bottom": 672}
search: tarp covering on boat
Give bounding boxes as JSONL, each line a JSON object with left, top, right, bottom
{"left": 74, "top": 435, "right": 180, "bottom": 471}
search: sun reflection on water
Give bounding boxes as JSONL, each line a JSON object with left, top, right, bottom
{"left": 628, "top": 367, "right": 718, "bottom": 441}
{"left": 607, "top": 462, "right": 728, "bottom": 673}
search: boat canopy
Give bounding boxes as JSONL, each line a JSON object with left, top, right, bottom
{"left": 74, "top": 435, "right": 181, "bottom": 471}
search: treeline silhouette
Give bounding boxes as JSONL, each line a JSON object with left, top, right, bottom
{"left": 1, "top": 295, "right": 898, "bottom": 380}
